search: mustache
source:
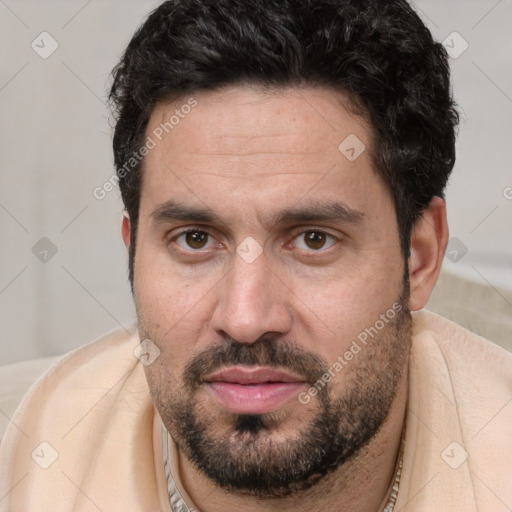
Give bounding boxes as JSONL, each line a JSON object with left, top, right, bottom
{"left": 183, "top": 336, "right": 328, "bottom": 388}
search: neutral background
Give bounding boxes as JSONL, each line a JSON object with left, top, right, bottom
{"left": 1, "top": 0, "right": 511, "bottom": 364}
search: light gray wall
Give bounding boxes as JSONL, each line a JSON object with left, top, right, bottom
{"left": 1, "top": 0, "right": 511, "bottom": 364}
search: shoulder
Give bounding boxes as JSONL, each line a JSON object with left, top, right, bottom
{"left": 409, "top": 310, "right": 512, "bottom": 508}
{"left": 411, "top": 309, "right": 512, "bottom": 390}
{"left": 398, "top": 311, "right": 512, "bottom": 510}
{"left": 0, "top": 327, "right": 163, "bottom": 511}
{"left": 410, "top": 309, "right": 512, "bottom": 418}
{"left": 0, "top": 325, "right": 144, "bottom": 450}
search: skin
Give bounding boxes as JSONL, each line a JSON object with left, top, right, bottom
{"left": 122, "top": 85, "right": 448, "bottom": 511}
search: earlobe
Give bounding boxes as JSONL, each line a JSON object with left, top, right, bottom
{"left": 121, "top": 213, "right": 131, "bottom": 250}
{"left": 408, "top": 196, "right": 448, "bottom": 311}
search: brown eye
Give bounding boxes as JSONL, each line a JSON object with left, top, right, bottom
{"left": 185, "top": 231, "right": 208, "bottom": 249}
{"left": 174, "top": 230, "right": 213, "bottom": 250}
{"left": 293, "top": 230, "right": 336, "bottom": 252}
{"left": 304, "top": 231, "right": 327, "bottom": 250}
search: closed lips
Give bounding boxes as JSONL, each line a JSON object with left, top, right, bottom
{"left": 204, "top": 367, "right": 307, "bottom": 415}
{"left": 204, "top": 367, "right": 305, "bottom": 385}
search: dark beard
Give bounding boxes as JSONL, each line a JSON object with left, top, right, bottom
{"left": 153, "top": 294, "right": 411, "bottom": 498}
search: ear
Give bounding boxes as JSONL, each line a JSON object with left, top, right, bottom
{"left": 121, "top": 212, "right": 131, "bottom": 250}
{"left": 408, "top": 196, "right": 448, "bottom": 312}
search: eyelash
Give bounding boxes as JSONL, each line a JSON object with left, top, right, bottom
{"left": 168, "top": 227, "right": 339, "bottom": 256}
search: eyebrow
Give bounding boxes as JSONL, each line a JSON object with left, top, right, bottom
{"left": 150, "top": 199, "right": 365, "bottom": 229}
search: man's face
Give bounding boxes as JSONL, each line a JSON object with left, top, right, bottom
{"left": 130, "top": 86, "right": 410, "bottom": 496}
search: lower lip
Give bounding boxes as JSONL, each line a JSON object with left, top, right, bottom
{"left": 206, "top": 382, "right": 305, "bottom": 415}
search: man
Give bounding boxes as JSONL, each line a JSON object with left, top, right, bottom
{"left": 1, "top": 0, "right": 511, "bottom": 511}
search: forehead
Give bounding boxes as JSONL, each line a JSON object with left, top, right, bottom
{"left": 140, "top": 85, "right": 390, "bottom": 226}
{"left": 147, "top": 85, "right": 370, "bottom": 163}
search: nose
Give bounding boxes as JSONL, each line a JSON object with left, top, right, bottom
{"left": 209, "top": 249, "right": 293, "bottom": 344}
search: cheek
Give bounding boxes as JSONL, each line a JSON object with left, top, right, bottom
{"left": 143, "top": 357, "right": 186, "bottom": 431}
{"left": 134, "top": 240, "right": 217, "bottom": 331}
{"left": 292, "top": 251, "right": 404, "bottom": 362}
{"left": 133, "top": 256, "right": 217, "bottom": 386}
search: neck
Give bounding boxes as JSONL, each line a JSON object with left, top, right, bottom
{"left": 176, "top": 369, "right": 408, "bottom": 512}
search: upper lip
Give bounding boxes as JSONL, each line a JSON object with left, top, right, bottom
{"left": 204, "top": 366, "right": 305, "bottom": 385}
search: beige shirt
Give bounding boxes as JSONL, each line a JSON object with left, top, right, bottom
{"left": 1, "top": 310, "right": 511, "bottom": 511}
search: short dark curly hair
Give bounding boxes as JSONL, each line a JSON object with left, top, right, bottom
{"left": 109, "top": 0, "right": 459, "bottom": 286}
